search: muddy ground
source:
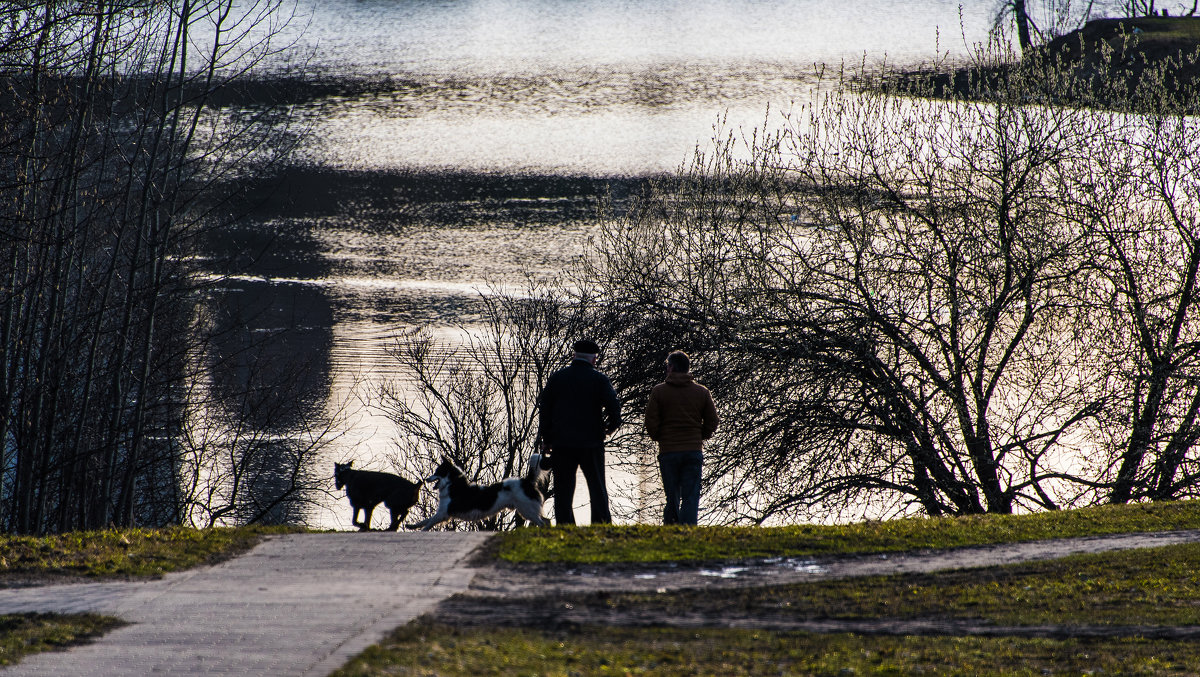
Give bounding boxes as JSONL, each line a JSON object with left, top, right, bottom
{"left": 432, "top": 529, "right": 1200, "bottom": 638}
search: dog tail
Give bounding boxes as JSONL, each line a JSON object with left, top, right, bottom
{"left": 526, "top": 453, "right": 547, "bottom": 481}
{"left": 522, "top": 454, "right": 552, "bottom": 520}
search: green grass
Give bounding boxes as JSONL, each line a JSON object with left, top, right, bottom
{"left": 337, "top": 540, "right": 1200, "bottom": 676}
{"left": 0, "top": 525, "right": 303, "bottom": 579}
{"left": 0, "top": 613, "right": 125, "bottom": 667}
{"left": 333, "top": 622, "right": 1200, "bottom": 676}
{"left": 495, "top": 500, "right": 1200, "bottom": 564}
{"left": 1123, "top": 16, "right": 1200, "bottom": 44}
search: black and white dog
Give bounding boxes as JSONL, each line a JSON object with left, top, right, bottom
{"left": 406, "top": 454, "right": 549, "bottom": 530}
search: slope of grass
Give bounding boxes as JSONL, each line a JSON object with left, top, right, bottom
{"left": 0, "top": 525, "right": 303, "bottom": 579}
{"left": 495, "top": 500, "right": 1200, "bottom": 563}
{"left": 0, "top": 613, "right": 125, "bottom": 667}
{"left": 335, "top": 622, "right": 1200, "bottom": 676}
{"left": 600, "top": 540, "right": 1200, "bottom": 627}
{"left": 341, "top": 511, "right": 1200, "bottom": 676}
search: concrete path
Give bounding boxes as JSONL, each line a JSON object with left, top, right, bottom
{"left": 0, "top": 532, "right": 490, "bottom": 676}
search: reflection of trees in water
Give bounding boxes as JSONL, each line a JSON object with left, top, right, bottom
{"left": 207, "top": 282, "right": 334, "bottom": 430}
{"left": 180, "top": 282, "right": 339, "bottom": 527}
{"left": 227, "top": 440, "right": 319, "bottom": 526}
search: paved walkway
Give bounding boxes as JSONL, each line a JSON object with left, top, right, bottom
{"left": 0, "top": 532, "right": 490, "bottom": 676}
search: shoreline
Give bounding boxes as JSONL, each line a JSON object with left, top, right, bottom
{"left": 890, "top": 16, "right": 1200, "bottom": 109}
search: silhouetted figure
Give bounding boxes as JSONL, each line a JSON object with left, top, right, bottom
{"left": 537, "top": 339, "right": 622, "bottom": 525}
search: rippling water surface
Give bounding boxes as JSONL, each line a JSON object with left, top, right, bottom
{"left": 280, "top": 0, "right": 990, "bottom": 74}
{"left": 280, "top": 0, "right": 996, "bottom": 174}
{"left": 206, "top": 0, "right": 1002, "bottom": 528}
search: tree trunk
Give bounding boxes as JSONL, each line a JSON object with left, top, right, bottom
{"left": 1013, "top": 0, "right": 1033, "bottom": 51}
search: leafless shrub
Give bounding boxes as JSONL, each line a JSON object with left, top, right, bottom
{"left": 376, "top": 283, "right": 595, "bottom": 530}
{"left": 578, "top": 43, "right": 1200, "bottom": 522}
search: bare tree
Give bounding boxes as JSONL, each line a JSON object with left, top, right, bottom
{"left": 0, "top": 0, "right": 309, "bottom": 533}
{"left": 1080, "top": 100, "right": 1200, "bottom": 504}
{"left": 997, "top": 0, "right": 1095, "bottom": 52}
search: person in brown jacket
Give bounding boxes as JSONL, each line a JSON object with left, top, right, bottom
{"left": 644, "top": 350, "right": 719, "bottom": 525}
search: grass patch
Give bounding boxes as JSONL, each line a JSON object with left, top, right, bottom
{"left": 602, "top": 541, "right": 1200, "bottom": 627}
{"left": 332, "top": 621, "right": 1200, "bottom": 676}
{"left": 0, "top": 613, "right": 125, "bottom": 667}
{"left": 1099, "top": 16, "right": 1200, "bottom": 46}
{"left": 495, "top": 500, "right": 1200, "bottom": 563}
{"left": 0, "top": 525, "right": 303, "bottom": 579}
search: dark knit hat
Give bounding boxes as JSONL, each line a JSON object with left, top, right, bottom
{"left": 572, "top": 339, "right": 600, "bottom": 354}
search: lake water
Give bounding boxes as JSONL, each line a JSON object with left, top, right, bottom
{"left": 202, "top": 0, "right": 1005, "bottom": 529}
{"left": 277, "top": 0, "right": 999, "bottom": 175}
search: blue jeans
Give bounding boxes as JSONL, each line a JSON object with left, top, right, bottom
{"left": 659, "top": 450, "right": 702, "bottom": 525}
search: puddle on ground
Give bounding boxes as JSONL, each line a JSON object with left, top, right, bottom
{"left": 566, "top": 557, "right": 828, "bottom": 582}
{"left": 700, "top": 566, "right": 750, "bottom": 578}
{"left": 646, "top": 558, "right": 829, "bottom": 580}
{"left": 699, "top": 559, "right": 827, "bottom": 578}
{"left": 764, "top": 557, "right": 828, "bottom": 575}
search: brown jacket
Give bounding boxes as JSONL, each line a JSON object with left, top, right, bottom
{"left": 644, "top": 372, "right": 719, "bottom": 454}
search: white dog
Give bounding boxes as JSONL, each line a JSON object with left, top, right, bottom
{"left": 406, "top": 454, "right": 549, "bottom": 530}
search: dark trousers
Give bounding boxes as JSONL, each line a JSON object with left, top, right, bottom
{"left": 659, "top": 450, "right": 703, "bottom": 525}
{"left": 550, "top": 446, "right": 612, "bottom": 525}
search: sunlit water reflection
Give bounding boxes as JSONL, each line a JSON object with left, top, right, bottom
{"left": 203, "top": 0, "right": 1014, "bottom": 528}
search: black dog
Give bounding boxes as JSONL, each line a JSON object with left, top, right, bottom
{"left": 334, "top": 461, "right": 420, "bottom": 531}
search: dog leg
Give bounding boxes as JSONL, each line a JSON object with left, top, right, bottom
{"left": 351, "top": 506, "right": 366, "bottom": 530}
{"left": 407, "top": 509, "right": 449, "bottom": 531}
{"left": 405, "top": 514, "right": 435, "bottom": 530}
{"left": 387, "top": 506, "right": 409, "bottom": 532}
{"left": 515, "top": 502, "right": 547, "bottom": 527}
{"left": 358, "top": 504, "right": 377, "bottom": 531}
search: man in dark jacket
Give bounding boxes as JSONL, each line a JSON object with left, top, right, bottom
{"left": 537, "top": 339, "right": 622, "bottom": 525}
{"left": 644, "top": 350, "right": 719, "bottom": 525}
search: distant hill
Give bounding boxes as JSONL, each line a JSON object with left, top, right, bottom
{"left": 1045, "top": 16, "right": 1200, "bottom": 90}
{"left": 892, "top": 16, "right": 1200, "bottom": 110}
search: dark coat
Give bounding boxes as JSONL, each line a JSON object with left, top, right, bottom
{"left": 538, "top": 359, "right": 622, "bottom": 451}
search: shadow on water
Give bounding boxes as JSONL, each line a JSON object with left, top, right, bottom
{"left": 224, "top": 164, "right": 653, "bottom": 225}
{"left": 205, "top": 281, "right": 333, "bottom": 431}
{"left": 185, "top": 279, "right": 334, "bottom": 526}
